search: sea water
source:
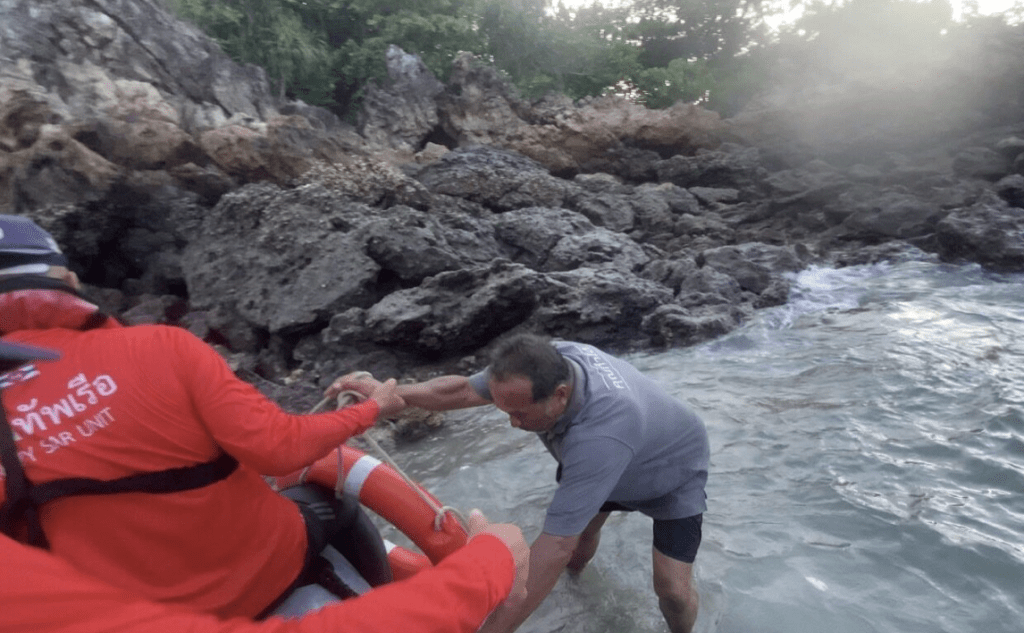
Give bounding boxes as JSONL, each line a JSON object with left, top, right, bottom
{"left": 373, "top": 257, "right": 1024, "bottom": 633}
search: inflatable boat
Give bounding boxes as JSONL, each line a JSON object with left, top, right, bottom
{"left": 267, "top": 444, "right": 468, "bottom": 616}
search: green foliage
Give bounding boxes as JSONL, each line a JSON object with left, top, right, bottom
{"left": 478, "top": 0, "right": 641, "bottom": 101}
{"left": 168, "top": 0, "right": 482, "bottom": 116}
{"left": 168, "top": 0, "right": 337, "bottom": 105}
{"left": 705, "top": 54, "right": 772, "bottom": 117}
{"left": 628, "top": 0, "right": 771, "bottom": 65}
{"left": 166, "top": 0, "right": 777, "bottom": 119}
{"left": 273, "top": 0, "right": 483, "bottom": 116}
{"left": 632, "top": 58, "right": 715, "bottom": 109}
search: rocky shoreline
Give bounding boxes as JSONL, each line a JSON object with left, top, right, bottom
{"left": 3, "top": 0, "right": 1024, "bottom": 412}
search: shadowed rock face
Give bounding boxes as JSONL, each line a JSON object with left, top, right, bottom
{"left": 4, "top": 0, "right": 1024, "bottom": 397}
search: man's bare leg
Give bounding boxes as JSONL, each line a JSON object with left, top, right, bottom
{"left": 652, "top": 547, "right": 699, "bottom": 633}
{"left": 566, "top": 512, "right": 610, "bottom": 574}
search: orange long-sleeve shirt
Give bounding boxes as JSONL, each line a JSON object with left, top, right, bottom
{"left": 1, "top": 322, "right": 381, "bottom": 617}
{"left": 0, "top": 532, "right": 515, "bottom": 633}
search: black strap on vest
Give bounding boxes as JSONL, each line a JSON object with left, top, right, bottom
{"left": 0, "top": 398, "right": 239, "bottom": 549}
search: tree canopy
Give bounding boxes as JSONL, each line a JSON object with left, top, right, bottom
{"left": 165, "top": 0, "right": 1024, "bottom": 121}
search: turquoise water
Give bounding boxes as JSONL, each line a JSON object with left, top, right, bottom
{"left": 375, "top": 258, "right": 1024, "bottom": 633}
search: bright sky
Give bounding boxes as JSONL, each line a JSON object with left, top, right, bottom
{"left": 555, "top": 0, "right": 1021, "bottom": 23}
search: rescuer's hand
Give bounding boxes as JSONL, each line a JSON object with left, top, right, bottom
{"left": 467, "top": 509, "right": 530, "bottom": 600}
{"left": 325, "top": 371, "right": 378, "bottom": 401}
{"left": 325, "top": 372, "right": 405, "bottom": 420}
{"left": 368, "top": 377, "right": 405, "bottom": 419}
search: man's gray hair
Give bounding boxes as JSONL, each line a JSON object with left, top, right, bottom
{"left": 490, "top": 333, "right": 570, "bottom": 402}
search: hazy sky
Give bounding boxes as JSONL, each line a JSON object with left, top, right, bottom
{"left": 555, "top": 0, "right": 1020, "bottom": 22}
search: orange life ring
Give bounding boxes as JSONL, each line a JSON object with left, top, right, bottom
{"left": 273, "top": 445, "right": 467, "bottom": 581}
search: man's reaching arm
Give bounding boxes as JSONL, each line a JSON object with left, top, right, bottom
{"left": 329, "top": 373, "right": 490, "bottom": 412}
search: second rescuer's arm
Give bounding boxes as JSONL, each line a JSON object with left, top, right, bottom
{"left": 1, "top": 513, "right": 528, "bottom": 633}
{"left": 328, "top": 373, "right": 490, "bottom": 412}
{"left": 477, "top": 532, "right": 578, "bottom": 633}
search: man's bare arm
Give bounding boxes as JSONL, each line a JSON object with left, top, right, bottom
{"left": 395, "top": 375, "right": 490, "bottom": 411}
{"left": 329, "top": 373, "right": 490, "bottom": 412}
{"left": 477, "top": 532, "right": 579, "bottom": 633}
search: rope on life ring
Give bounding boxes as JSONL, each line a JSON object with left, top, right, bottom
{"left": 271, "top": 376, "right": 468, "bottom": 580}
{"left": 273, "top": 445, "right": 468, "bottom": 581}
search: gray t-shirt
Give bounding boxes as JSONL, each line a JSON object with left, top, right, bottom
{"left": 468, "top": 341, "right": 709, "bottom": 536}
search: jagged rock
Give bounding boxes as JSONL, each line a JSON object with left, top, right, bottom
{"left": 181, "top": 183, "right": 383, "bottom": 335}
{"left": 0, "top": 0, "right": 277, "bottom": 123}
{"left": 676, "top": 266, "right": 744, "bottom": 307}
{"left": 935, "top": 194, "right": 1024, "bottom": 271}
{"left": 0, "top": 0, "right": 384, "bottom": 243}
{"left": 439, "top": 52, "right": 728, "bottom": 175}
{"left": 655, "top": 144, "right": 767, "bottom": 194}
{"left": 359, "top": 205, "right": 501, "bottom": 283}
{"left": 198, "top": 115, "right": 366, "bottom": 185}
{"left": 640, "top": 256, "right": 701, "bottom": 294}
{"left": 994, "top": 135, "right": 1024, "bottom": 159}
{"left": 120, "top": 294, "right": 187, "bottom": 326}
{"left": 673, "top": 213, "right": 733, "bottom": 242}
{"left": 994, "top": 174, "right": 1024, "bottom": 208}
{"left": 291, "top": 307, "right": 423, "bottom": 390}
{"left": 531, "top": 268, "right": 675, "bottom": 349}
{"left": 416, "top": 145, "right": 570, "bottom": 211}
{"left": 835, "top": 189, "right": 947, "bottom": 239}
{"left": 491, "top": 207, "right": 598, "bottom": 269}
{"left": 642, "top": 304, "right": 743, "bottom": 347}
{"left": 0, "top": 0, "right": 284, "bottom": 216}
{"left": 567, "top": 190, "right": 637, "bottom": 232}
{"left": 629, "top": 186, "right": 682, "bottom": 240}
{"left": 689, "top": 187, "right": 741, "bottom": 206}
{"left": 700, "top": 243, "right": 803, "bottom": 294}
{"left": 360, "top": 45, "right": 445, "bottom": 153}
{"left": 296, "top": 157, "right": 432, "bottom": 209}
{"left": 546, "top": 230, "right": 650, "bottom": 273}
{"left": 365, "top": 261, "right": 545, "bottom": 355}
{"left": 952, "top": 146, "right": 1012, "bottom": 180}
{"left": 0, "top": 112, "right": 123, "bottom": 212}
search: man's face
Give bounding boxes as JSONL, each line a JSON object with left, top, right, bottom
{"left": 489, "top": 374, "right": 569, "bottom": 432}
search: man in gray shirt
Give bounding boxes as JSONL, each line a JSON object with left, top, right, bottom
{"left": 334, "top": 334, "right": 709, "bottom": 633}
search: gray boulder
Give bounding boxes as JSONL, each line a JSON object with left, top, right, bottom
{"left": 359, "top": 206, "right": 501, "bottom": 284}
{"left": 417, "top": 145, "right": 570, "bottom": 211}
{"left": 642, "top": 304, "right": 744, "bottom": 347}
{"left": 532, "top": 268, "right": 675, "bottom": 348}
{"left": 360, "top": 45, "right": 445, "bottom": 152}
{"left": 365, "top": 261, "right": 545, "bottom": 355}
{"left": 700, "top": 243, "right": 803, "bottom": 294}
{"left": 492, "top": 207, "right": 596, "bottom": 269}
{"left": 935, "top": 194, "right": 1024, "bottom": 271}
{"left": 182, "top": 183, "right": 382, "bottom": 335}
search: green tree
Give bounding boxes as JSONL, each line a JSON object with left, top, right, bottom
{"left": 477, "top": 0, "right": 640, "bottom": 100}
{"left": 616, "top": 0, "right": 771, "bottom": 113}
{"left": 168, "top": 0, "right": 483, "bottom": 116}
{"left": 165, "top": 0, "right": 774, "bottom": 119}
{"left": 631, "top": 57, "right": 715, "bottom": 109}
{"left": 169, "top": 0, "right": 336, "bottom": 105}
{"left": 629, "top": 0, "right": 769, "bottom": 66}
{"left": 322, "top": 0, "right": 483, "bottom": 114}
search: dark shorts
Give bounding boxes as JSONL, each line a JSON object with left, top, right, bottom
{"left": 599, "top": 501, "right": 703, "bottom": 564}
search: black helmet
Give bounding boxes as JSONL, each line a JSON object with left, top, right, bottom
{"left": 0, "top": 215, "right": 68, "bottom": 276}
